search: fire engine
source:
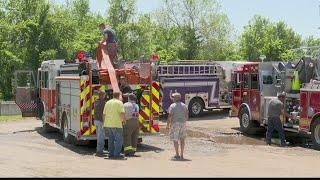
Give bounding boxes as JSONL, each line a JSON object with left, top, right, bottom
{"left": 157, "top": 61, "right": 250, "bottom": 117}
{"left": 14, "top": 46, "right": 160, "bottom": 144}
{"left": 230, "top": 56, "right": 320, "bottom": 149}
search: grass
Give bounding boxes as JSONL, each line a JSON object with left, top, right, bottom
{"left": 0, "top": 115, "right": 25, "bottom": 122}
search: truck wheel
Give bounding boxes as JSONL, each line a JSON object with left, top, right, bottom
{"left": 62, "top": 116, "right": 72, "bottom": 144}
{"left": 239, "top": 108, "right": 257, "bottom": 135}
{"left": 38, "top": 101, "right": 44, "bottom": 120}
{"left": 42, "top": 122, "right": 57, "bottom": 133}
{"left": 311, "top": 118, "right": 320, "bottom": 150}
{"left": 188, "top": 98, "right": 204, "bottom": 117}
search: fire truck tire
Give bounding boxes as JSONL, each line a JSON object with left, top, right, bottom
{"left": 38, "top": 101, "right": 44, "bottom": 120}
{"left": 311, "top": 118, "right": 320, "bottom": 150}
{"left": 239, "top": 108, "right": 257, "bottom": 135}
{"left": 42, "top": 123, "right": 57, "bottom": 133}
{"left": 62, "top": 115, "right": 72, "bottom": 144}
{"left": 188, "top": 98, "right": 204, "bottom": 117}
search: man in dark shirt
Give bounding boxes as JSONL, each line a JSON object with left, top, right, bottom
{"left": 119, "top": 76, "right": 132, "bottom": 103}
{"left": 266, "top": 92, "right": 290, "bottom": 147}
{"left": 99, "top": 23, "right": 118, "bottom": 65}
{"left": 94, "top": 90, "right": 106, "bottom": 156}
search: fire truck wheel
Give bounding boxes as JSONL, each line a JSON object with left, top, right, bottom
{"left": 239, "top": 108, "right": 257, "bottom": 135}
{"left": 311, "top": 118, "right": 320, "bottom": 150}
{"left": 38, "top": 101, "right": 44, "bottom": 120}
{"left": 62, "top": 116, "right": 72, "bottom": 144}
{"left": 42, "top": 123, "right": 57, "bottom": 133}
{"left": 188, "top": 98, "right": 204, "bottom": 117}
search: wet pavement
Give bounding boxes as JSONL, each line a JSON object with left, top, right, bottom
{"left": 159, "top": 124, "right": 314, "bottom": 148}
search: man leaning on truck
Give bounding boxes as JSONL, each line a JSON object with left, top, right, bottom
{"left": 266, "top": 92, "right": 290, "bottom": 147}
{"left": 94, "top": 90, "right": 106, "bottom": 156}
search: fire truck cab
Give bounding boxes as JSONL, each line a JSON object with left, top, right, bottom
{"left": 37, "top": 60, "right": 65, "bottom": 124}
{"left": 230, "top": 57, "right": 320, "bottom": 149}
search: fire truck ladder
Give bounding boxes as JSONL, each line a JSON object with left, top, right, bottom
{"left": 157, "top": 64, "right": 222, "bottom": 77}
{"left": 96, "top": 43, "right": 121, "bottom": 93}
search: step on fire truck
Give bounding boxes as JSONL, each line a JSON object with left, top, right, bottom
{"left": 157, "top": 60, "right": 249, "bottom": 117}
{"left": 14, "top": 46, "right": 160, "bottom": 144}
{"left": 230, "top": 56, "right": 320, "bottom": 149}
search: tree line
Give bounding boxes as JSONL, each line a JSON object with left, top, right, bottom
{"left": 0, "top": 0, "right": 319, "bottom": 100}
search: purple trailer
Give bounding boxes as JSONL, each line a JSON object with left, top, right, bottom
{"left": 157, "top": 63, "right": 232, "bottom": 117}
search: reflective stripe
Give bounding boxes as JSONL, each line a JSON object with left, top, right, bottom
{"left": 80, "top": 79, "right": 91, "bottom": 136}
{"left": 137, "top": 83, "right": 160, "bottom": 133}
{"left": 151, "top": 82, "right": 160, "bottom": 114}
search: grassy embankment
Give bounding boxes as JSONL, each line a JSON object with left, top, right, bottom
{"left": 0, "top": 115, "right": 24, "bottom": 122}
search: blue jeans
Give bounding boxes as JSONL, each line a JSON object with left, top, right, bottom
{"left": 266, "top": 117, "right": 285, "bottom": 145}
{"left": 94, "top": 120, "right": 105, "bottom": 153}
{"left": 107, "top": 128, "right": 123, "bottom": 157}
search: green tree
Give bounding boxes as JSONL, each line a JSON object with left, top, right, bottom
{"left": 239, "top": 15, "right": 301, "bottom": 61}
{"left": 155, "top": 0, "right": 234, "bottom": 61}
{"left": 0, "top": 0, "right": 103, "bottom": 100}
{"left": 107, "top": 0, "right": 136, "bottom": 60}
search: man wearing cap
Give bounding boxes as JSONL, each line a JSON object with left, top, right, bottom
{"left": 266, "top": 92, "right": 289, "bottom": 147}
{"left": 94, "top": 91, "right": 106, "bottom": 156}
{"left": 166, "top": 92, "right": 188, "bottom": 160}
{"left": 99, "top": 22, "right": 118, "bottom": 64}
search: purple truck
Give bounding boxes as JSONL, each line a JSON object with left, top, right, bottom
{"left": 157, "top": 62, "right": 236, "bottom": 117}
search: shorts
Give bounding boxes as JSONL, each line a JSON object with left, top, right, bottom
{"left": 170, "top": 122, "right": 187, "bottom": 141}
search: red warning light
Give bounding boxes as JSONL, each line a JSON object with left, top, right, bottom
{"left": 151, "top": 53, "right": 159, "bottom": 61}
{"left": 77, "top": 51, "right": 87, "bottom": 62}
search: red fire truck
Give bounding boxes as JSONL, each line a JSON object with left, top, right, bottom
{"left": 14, "top": 48, "right": 160, "bottom": 144}
{"left": 230, "top": 56, "right": 320, "bottom": 149}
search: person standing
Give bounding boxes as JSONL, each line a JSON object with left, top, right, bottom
{"left": 99, "top": 22, "right": 118, "bottom": 65}
{"left": 123, "top": 94, "right": 140, "bottom": 156}
{"left": 166, "top": 92, "right": 189, "bottom": 160}
{"left": 94, "top": 91, "right": 106, "bottom": 156}
{"left": 103, "top": 91, "right": 126, "bottom": 160}
{"left": 266, "top": 92, "right": 290, "bottom": 147}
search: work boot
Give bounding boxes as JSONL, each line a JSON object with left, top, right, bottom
{"left": 266, "top": 140, "right": 271, "bottom": 146}
{"left": 114, "top": 154, "right": 127, "bottom": 160}
{"left": 95, "top": 152, "right": 104, "bottom": 157}
{"left": 280, "top": 141, "right": 289, "bottom": 147}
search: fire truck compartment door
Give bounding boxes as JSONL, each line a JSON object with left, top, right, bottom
{"left": 230, "top": 73, "right": 242, "bottom": 117}
{"left": 14, "top": 70, "right": 38, "bottom": 117}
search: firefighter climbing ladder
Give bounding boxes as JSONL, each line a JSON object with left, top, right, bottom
{"left": 95, "top": 43, "right": 159, "bottom": 134}
{"left": 96, "top": 43, "right": 121, "bottom": 94}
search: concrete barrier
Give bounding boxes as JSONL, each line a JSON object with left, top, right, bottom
{"left": 0, "top": 101, "right": 22, "bottom": 116}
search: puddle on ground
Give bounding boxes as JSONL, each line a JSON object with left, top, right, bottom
{"left": 212, "top": 135, "right": 266, "bottom": 145}
{"left": 159, "top": 126, "right": 314, "bottom": 146}
{"left": 159, "top": 126, "right": 265, "bottom": 145}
